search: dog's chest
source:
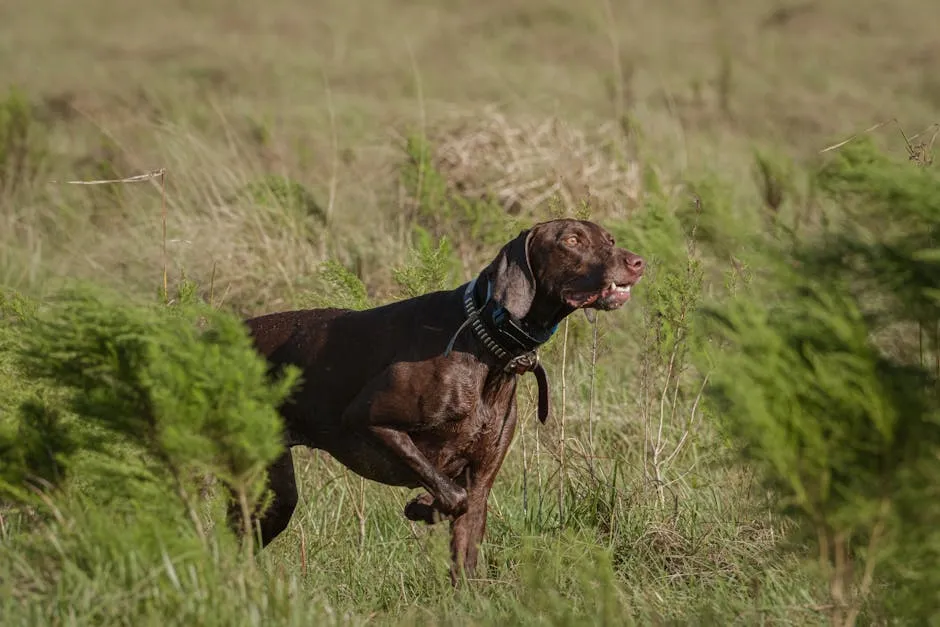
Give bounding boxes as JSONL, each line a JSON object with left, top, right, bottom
{"left": 416, "top": 396, "right": 511, "bottom": 474}
{"left": 388, "top": 359, "right": 516, "bottom": 473}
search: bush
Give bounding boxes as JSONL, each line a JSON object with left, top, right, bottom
{"left": 697, "top": 140, "right": 940, "bottom": 626}
{"left": 392, "top": 227, "right": 461, "bottom": 299}
{"left": 0, "top": 283, "right": 309, "bottom": 622}
{"left": 400, "top": 134, "right": 516, "bottom": 263}
{"left": 1, "top": 285, "right": 299, "bottom": 532}
{"left": 296, "top": 259, "right": 373, "bottom": 310}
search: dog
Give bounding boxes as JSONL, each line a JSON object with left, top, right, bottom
{"left": 240, "top": 218, "right": 645, "bottom": 583}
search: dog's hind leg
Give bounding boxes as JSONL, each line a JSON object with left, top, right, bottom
{"left": 229, "top": 448, "right": 299, "bottom": 548}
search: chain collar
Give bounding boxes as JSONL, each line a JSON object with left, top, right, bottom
{"left": 444, "top": 277, "right": 557, "bottom": 374}
{"left": 443, "top": 277, "right": 555, "bottom": 422}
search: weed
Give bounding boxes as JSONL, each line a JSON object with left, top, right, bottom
{"left": 0, "top": 87, "right": 47, "bottom": 196}
{"left": 239, "top": 174, "right": 326, "bottom": 224}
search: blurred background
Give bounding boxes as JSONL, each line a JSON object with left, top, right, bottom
{"left": 3, "top": 0, "right": 937, "bottom": 306}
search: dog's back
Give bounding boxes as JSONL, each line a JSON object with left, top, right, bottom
{"left": 246, "top": 307, "right": 348, "bottom": 359}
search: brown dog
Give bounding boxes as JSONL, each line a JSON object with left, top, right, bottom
{"left": 241, "top": 218, "right": 644, "bottom": 582}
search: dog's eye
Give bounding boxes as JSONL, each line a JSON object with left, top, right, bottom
{"left": 563, "top": 235, "right": 579, "bottom": 247}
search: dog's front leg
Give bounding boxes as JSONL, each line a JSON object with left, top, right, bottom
{"left": 449, "top": 401, "right": 519, "bottom": 586}
{"left": 370, "top": 426, "right": 468, "bottom": 517}
{"left": 337, "top": 370, "right": 471, "bottom": 519}
{"left": 449, "top": 487, "right": 489, "bottom": 586}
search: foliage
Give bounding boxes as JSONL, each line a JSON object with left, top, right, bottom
{"left": 810, "top": 138, "right": 940, "bottom": 329}
{"left": 401, "top": 134, "right": 516, "bottom": 253}
{"left": 2, "top": 2, "right": 939, "bottom": 621}
{"left": 697, "top": 140, "right": 940, "bottom": 626}
{"left": 753, "top": 147, "right": 799, "bottom": 221}
{"left": 1, "top": 95, "right": 937, "bottom": 626}
{"left": 2, "top": 286, "right": 300, "bottom": 531}
{"left": 297, "top": 259, "right": 373, "bottom": 310}
{"left": 239, "top": 174, "right": 326, "bottom": 223}
{"left": 606, "top": 194, "right": 687, "bottom": 272}
{"left": 681, "top": 173, "right": 759, "bottom": 259}
{"left": 0, "top": 290, "right": 69, "bottom": 503}
{"left": 0, "top": 87, "right": 47, "bottom": 196}
{"left": 392, "top": 226, "right": 460, "bottom": 298}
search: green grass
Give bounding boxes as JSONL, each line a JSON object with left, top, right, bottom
{"left": 1, "top": 0, "right": 939, "bottom": 625}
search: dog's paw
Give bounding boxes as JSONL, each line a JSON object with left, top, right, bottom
{"left": 404, "top": 493, "right": 441, "bottom": 525}
{"left": 438, "top": 484, "right": 468, "bottom": 518}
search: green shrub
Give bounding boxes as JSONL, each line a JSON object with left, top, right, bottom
{"left": 392, "top": 227, "right": 460, "bottom": 298}
{"left": 0, "top": 290, "right": 69, "bottom": 503}
{"left": 4, "top": 286, "right": 299, "bottom": 531}
{"left": 810, "top": 138, "right": 940, "bottom": 329}
{"left": 683, "top": 172, "right": 761, "bottom": 260}
{"left": 296, "top": 259, "right": 373, "bottom": 310}
{"left": 697, "top": 140, "right": 940, "bottom": 626}
{"left": 606, "top": 194, "right": 687, "bottom": 272}
{"left": 0, "top": 283, "right": 317, "bottom": 622}
{"left": 0, "top": 87, "right": 47, "bottom": 196}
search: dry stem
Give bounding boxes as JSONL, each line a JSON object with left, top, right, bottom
{"left": 587, "top": 316, "right": 600, "bottom": 475}
{"left": 558, "top": 318, "right": 570, "bottom": 526}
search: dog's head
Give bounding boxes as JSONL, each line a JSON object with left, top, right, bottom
{"left": 483, "top": 218, "right": 645, "bottom": 323}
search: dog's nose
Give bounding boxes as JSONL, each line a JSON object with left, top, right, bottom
{"left": 626, "top": 253, "right": 645, "bottom": 274}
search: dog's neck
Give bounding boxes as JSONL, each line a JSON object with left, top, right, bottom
{"left": 443, "top": 275, "right": 556, "bottom": 423}
{"left": 524, "top": 296, "right": 577, "bottom": 333}
{"left": 460, "top": 277, "right": 559, "bottom": 364}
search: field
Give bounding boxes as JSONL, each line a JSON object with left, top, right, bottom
{"left": 1, "top": 0, "right": 940, "bottom": 625}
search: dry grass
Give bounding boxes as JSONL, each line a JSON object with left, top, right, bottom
{"left": 428, "top": 107, "right": 644, "bottom": 215}
{"left": 1, "top": 0, "right": 937, "bottom": 309}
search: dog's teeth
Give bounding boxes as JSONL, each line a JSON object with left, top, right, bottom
{"left": 609, "top": 281, "right": 616, "bottom": 291}
{"left": 625, "top": 285, "right": 631, "bottom": 294}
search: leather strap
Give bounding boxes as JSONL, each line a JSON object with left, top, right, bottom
{"left": 533, "top": 361, "right": 550, "bottom": 423}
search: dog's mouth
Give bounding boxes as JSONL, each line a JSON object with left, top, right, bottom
{"left": 564, "top": 277, "right": 641, "bottom": 311}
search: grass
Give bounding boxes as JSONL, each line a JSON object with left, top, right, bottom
{"left": 1, "top": 0, "right": 939, "bottom": 625}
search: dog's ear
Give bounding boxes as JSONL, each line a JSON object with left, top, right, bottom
{"left": 486, "top": 229, "right": 536, "bottom": 319}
